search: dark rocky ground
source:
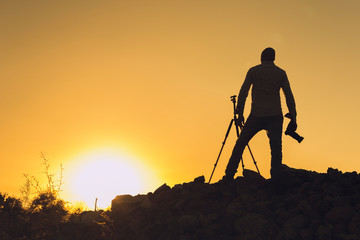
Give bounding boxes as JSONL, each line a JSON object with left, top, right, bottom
{"left": 107, "top": 165, "right": 360, "bottom": 240}
{"left": 3, "top": 165, "right": 360, "bottom": 240}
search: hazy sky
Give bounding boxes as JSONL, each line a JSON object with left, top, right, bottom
{"left": 1, "top": 0, "right": 360, "bottom": 206}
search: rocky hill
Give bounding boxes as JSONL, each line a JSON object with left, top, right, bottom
{"left": 108, "top": 165, "right": 360, "bottom": 240}
{"left": 3, "top": 165, "right": 360, "bottom": 239}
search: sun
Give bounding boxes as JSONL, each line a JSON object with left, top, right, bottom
{"left": 63, "top": 149, "right": 160, "bottom": 209}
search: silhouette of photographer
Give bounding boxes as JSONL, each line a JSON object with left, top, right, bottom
{"left": 223, "top": 48, "right": 297, "bottom": 182}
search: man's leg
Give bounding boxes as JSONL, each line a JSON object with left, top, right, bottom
{"left": 225, "top": 115, "right": 261, "bottom": 179}
{"left": 266, "top": 115, "right": 284, "bottom": 179}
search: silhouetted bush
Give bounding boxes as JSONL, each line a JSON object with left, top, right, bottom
{"left": 1, "top": 154, "right": 114, "bottom": 240}
{"left": 0, "top": 193, "right": 28, "bottom": 239}
{"left": 19, "top": 154, "right": 69, "bottom": 239}
{"left": 27, "top": 191, "right": 68, "bottom": 239}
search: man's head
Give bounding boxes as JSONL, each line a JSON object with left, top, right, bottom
{"left": 261, "top": 47, "right": 275, "bottom": 62}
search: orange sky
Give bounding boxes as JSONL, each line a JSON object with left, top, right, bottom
{"left": 1, "top": 1, "right": 360, "bottom": 206}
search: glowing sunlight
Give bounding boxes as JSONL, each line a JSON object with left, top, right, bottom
{"left": 63, "top": 149, "right": 160, "bottom": 209}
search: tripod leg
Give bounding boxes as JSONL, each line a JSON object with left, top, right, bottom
{"left": 240, "top": 157, "right": 245, "bottom": 171}
{"left": 208, "top": 119, "right": 234, "bottom": 184}
{"left": 246, "top": 145, "right": 261, "bottom": 175}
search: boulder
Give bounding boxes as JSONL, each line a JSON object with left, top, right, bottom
{"left": 194, "top": 175, "right": 205, "bottom": 183}
{"left": 111, "top": 194, "right": 151, "bottom": 218}
{"left": 242, "top": 169, "right": 265, "bottom": 182}
{"left": 234, "top": 213, "right": 278, "bottom": 239}
{"left": 79, "top": 211, "right": 106, "bottom": 225}
{"left": 325, "top": 205, "right": 354, "bottom": 224}
{"left": 179, "top": 215, "right": 200, "bottom": 233}
{"left": 154, "top": 183, "right": 171, "bottom": 195}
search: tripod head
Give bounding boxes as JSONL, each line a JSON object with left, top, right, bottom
{"left": 230, "top": 95, "right": 238, "bottom": 115}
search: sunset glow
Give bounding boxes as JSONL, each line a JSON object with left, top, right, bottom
{"left": 1, "top": 1, "right": 360, "bottom": 203}
{"left": 63, "top": 149, "right": 160, "bottom": 209}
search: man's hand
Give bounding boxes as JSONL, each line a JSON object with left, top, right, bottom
{"left": 236, "top": 115, "right": 245, "bottom": 128}
{"left": 284, "top": 113, "right": 297, "bottom": 132}
{"left": 288, "top": 119, "right": 297, "bottom": 132}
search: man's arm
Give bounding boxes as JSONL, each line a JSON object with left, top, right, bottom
{"left": 236, "top": 69, "right": 253, "bottom": 116}
{"left": 281, "top": 72, "right": 297, "bottom": 119}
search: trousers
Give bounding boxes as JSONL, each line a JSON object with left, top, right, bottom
{"left": 225, "top": 114, "right": 283, "bottom": 178}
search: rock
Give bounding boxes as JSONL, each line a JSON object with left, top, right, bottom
{"left": 111, "top": 194, "right": 152, "bottom": 218}
{"left": 277, "top": 227, "right": 300, "bottom": 240}
{"left": 336, "top": 234, "right": 359, "bottom": 240}
{"left": 172, "top": 184, "right": 183, "bottom": 191}
{"left": 323, "top": 182, "right": 344, "bottom": 196}
{"left": 327, "top": 168, "right": 342, "bottom": 180}
{"left": 79, "top": 211, "right": 106, "bottom": 225}
{"left": 325, "top": 205, "right": 354, "bottom": 224}
{"left": 234, "top": 213, "right": 278, "bottom": 239}
{"left": 242, "top": 169, "right": 265, "bottom": 182}
{"left": 299, "top": 228, "right": 314, "bottom": 240}
{"left": 297, "top": 200, "right": 313, "bottom": 215}
{"left": 284, "top": 214, "right": 308, "bottom": 229}
{"left": 278, "top": 164, "right": 315, "bottom": 186}
{"left": 154, "top": 183, "right": 171, "bottom": 195}
{"left": 317, "top": 225, "right": 333, "bottom": 240}
{"left": 152, "top": 187, "right": 175, "bottom": 204}
{"left": 111, "top": 194, "right": 133, "bottom": 208}
{"left": 348, "top": 213, "right": 360, "bottom": 234}
{"left": 139, "top": 195, "right": 152, "bottom": 209}
{"left": 205, "top": 187, "right": 223, "bottom": 201}
{"left": 317, "top": 198, "right": 334, "bottom": 215}
{"left": 143, "top": 220, "right": 167, "bottom": 239}
{"left": 179, "top": 215, "right": 200, "bottom": 233}
{"left": 226, "top": 201, "right": 246, "bottom": 217}
{"left": 278, "top": 214, "right": 311, "bottom": 240}
{"left": 194, "top": 175, "right": 205, "bottom": 183}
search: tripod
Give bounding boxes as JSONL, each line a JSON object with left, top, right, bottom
{"left": 208, "top": 95, "right": 261, "bottom": 183}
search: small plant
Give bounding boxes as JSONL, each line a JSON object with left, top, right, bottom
{"left": 20, "top": 176, "right": 31, "bottom": 209}
{"left": 21, "top": 153, "right": 68, "bottom": 240}
{"left": 22, "top": 153, "right": 64, "bottom": 200}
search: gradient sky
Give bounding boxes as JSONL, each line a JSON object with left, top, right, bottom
{"left": 1, "top": 0, "right": 360, "bottom": 206}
